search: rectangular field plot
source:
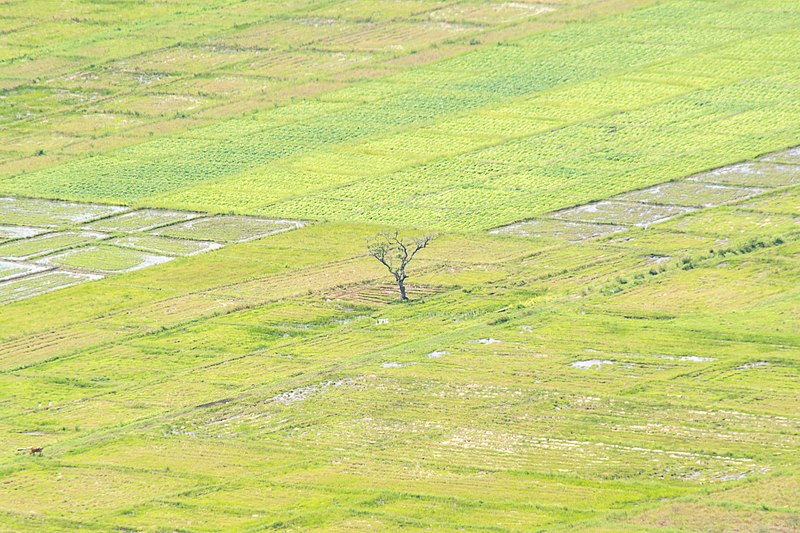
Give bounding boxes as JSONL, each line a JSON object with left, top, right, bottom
{"left": 0, "top": 260, "right": 48, "bottom": 282}
{"left": 659, "top": 209, "right": 800, "bottom": 238}
{"left": 490, "top": 219, "right": 625, "bottom": 241}
{"left": 551, "top": 201, "right": 694, "bottom": 227}
{"left": 152, "top": 216, "right": 304, "bottom": 243}
{"left": 0, "top": 270, "right": 101, "bottom": 305}
{"left": 110, "top": 235, "right": 222, "bottom": 256}
{"left": 0, "top": 197, "right": 307, "bottom": 305}
{"left": 84, "top": 209, "right": 201, "bottom": 232}
{"left": 689, "top": 163, "right": 800, "bottom": 188}
{"left": 0, "top": 230, "right": 108, "bottom": 260}
{"left": 0, "top": 225, "right": 48, "bottom": 241}
{"left": 0, "top": 197, "right": 128, "bottom": 226}
{"left": 40, "top": 245, "right": 174, "bottom": 273}
{"left": 615, "top": 181, "right": 766, "bottom": 207}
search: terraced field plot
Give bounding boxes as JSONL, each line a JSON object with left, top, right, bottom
{"left": 492, "top": 147, "right": 797, "bottom": 240}
{"left": 1, "top": 0, "right": 799, "bottom": 531}
{"left": 0, "top": 197, "right": 304, "bottom": 302}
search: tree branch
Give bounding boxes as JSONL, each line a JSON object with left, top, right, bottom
{"left": 366, "top": 231, "right": 435, "bottom": 301}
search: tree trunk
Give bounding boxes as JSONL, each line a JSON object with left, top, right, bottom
{"left": 397, "top": 278, "right": 408, "bottom": 301}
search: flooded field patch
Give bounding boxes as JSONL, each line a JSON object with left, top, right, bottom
{"left": 0, "top": 270, "right": 102, "bottom": 304}
{"left": 0, "top": 225, "right": 49, "bottom": 241}
{"left": 0, "top": 197, "right": 128, "bottom": 226}
{"left": 152, "top": 216, "right": 304, "bottom": 243}
{"left": 109, "top": 235, "right": 222, "bottom": 256}
{"left": 0, "top": 197, "right": 304, "bottom": 304}
{"left": 85, "top": 209, "right": 201, "bottom": 232}
{"left": 0, "top": 230, "right": 108, "bottom": 260}
{"left": 551, "top": 201, "right": 694, "bottom": 227}
{"left": 0, "top": 260, "right": 49, "bottom": 282}
{"left": 689, "top": 162, "right": 800, "bottom": 188}
{"left": 490, "top": 218, "right": 625, "bottom": 241}
{"left": 39, "top": 245, "right": 175, "bottom": 273}
{"left": 616, "top": 181, "right": 765, "bottom": 207}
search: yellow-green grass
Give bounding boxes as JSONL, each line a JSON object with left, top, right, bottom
{"left": 0, "top": 206, "right": 796, "bottom": 529}
{"left": 1, "top": 0, "right": 799, "bottom": 531}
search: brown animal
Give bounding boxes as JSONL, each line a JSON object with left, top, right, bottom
{"left": 29, "top": 446, "right": 43, "bottom": 456}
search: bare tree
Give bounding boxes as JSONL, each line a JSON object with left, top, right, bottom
{"left": 367, "top": 231, "right": 434, "bottom": 301}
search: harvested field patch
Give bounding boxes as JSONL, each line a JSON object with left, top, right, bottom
{"left": 428, "top": 2, "right": 555, "bottom": 24}
{"left": 627, "top": 502, "right": 799, "bottom": 532}
{"left": 439, "top": 428, "right": 762, "bottom": 482}
{"left": 552, "top": 201, "right": 694, "bottom": 227}
{"left": 325, "top": 282, "right": 442, "bottom": 305}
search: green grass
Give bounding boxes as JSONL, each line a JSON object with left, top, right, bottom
{"left": 0, "top": 206, "right": 796, "bottom": 530}
{"left": 0, "top": 0, "right": 798, "bottom": 531}
{"left": 3, "top": 2, "right": 800, "bottom": 229}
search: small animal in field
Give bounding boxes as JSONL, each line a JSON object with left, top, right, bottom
{"left": 17, "top": 446, "right": 43, "bottom": 456}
